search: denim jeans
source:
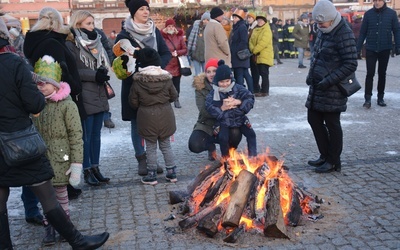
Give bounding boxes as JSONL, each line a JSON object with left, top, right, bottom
{"left": 21, "top": 186, "right": 41, "bottom": 219}
{"left": 219, "top": 124, "right": 256, "bottom": 157}
{"left": 233, "top": 67, "right": 254, "bottom": 93}
{"left": 103, "top": 111, "right": 112, "bottom": 121}
{"left": 365, "top": 49, "right": 391, "bottom": 99}
{"left": 82, "top": 112, "right": 104, "bottom": 170}
{"left": 131, "top": 118, "right": 145, "bottom": 157}
{"left": 297, "top": 47, "right": 305, "bottom": 66}
{"left": 192, "top": 60, "right": 204, "bottom": 76}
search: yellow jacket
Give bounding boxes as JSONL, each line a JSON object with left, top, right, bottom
{"left": 249, "top": 23, "right": 274, "bottom": 67}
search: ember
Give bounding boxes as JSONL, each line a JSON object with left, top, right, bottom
{"left": 170, "top": 149, "right": 320, "bottom": 243}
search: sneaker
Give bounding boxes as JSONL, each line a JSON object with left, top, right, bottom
{"left": 165, "top": 166, "right": 178, "bottom": 183}
{"left": 141, "top": 171, "right": 157, "bottom": 185}
{"left": 298, "top": 65, "right": 307, "bottom": 69}
{"left": 104, "top": 119, "right": 115, "bottom": 128}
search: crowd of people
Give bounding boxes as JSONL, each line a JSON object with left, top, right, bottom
{"left": 1, "top": 0, "right": 399, "bottom": 248}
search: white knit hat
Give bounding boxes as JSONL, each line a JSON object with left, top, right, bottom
{"left": 312, "top": 0, "right": 339, "bottom": 23}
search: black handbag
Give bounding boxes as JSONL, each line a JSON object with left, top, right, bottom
{"left": 0, "top": 124, "right": 47, "bottom": 167}
{"left": 337, "top": 73, "right": 361, "bottom": 97}
{"left": 237, "top": 49, "right": 252, "bottom": 60}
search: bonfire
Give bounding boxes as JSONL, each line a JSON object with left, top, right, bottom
{"left": 169, "top": 149, "right": 321, "bottom": 243}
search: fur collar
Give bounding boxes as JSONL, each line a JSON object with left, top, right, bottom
{"left": 133, "top": 66, "right": 172, "bottom": 82}
{"left": 192, "top": 73, "right": 213, "bottom": 91}
{"left": 47, "top": 82, "right": 71, "bottom": 102}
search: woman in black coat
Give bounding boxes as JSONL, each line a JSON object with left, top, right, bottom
{"left": 0, "top": 15, "right": 108, "bottom": 249}
{"left": 305, "top": 1, "right": 358, "bottom": 173}
{"left": 115, "top": 0, "right": 171, "bottom": 176}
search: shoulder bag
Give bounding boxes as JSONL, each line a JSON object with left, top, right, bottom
{"left": 167, "top": 37, "right": 192, "bottom": 76}
{"left": 337, "top": 73, "right": 361, "bottom": 97}
{"left": 237, "top": 49, "right": 252, "bottom": 60}
{"left": 0, "top": 124, "right": 47, "bottom": 167}
{"left": 104, "top": 81, "right": 115, "bottom": 99}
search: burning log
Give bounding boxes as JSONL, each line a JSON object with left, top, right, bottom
{"left": 264, "top": 178, "right": 289, "bottom": 239}
{"left": 286, "top": 187, "right": 302, "bottom": 226}
{"left": 200, "top": 171, "right": 230, "bottom": 207}
{"left": 179, "top": 199, "right": 228, "bottom": 230}
{"left": 187, "top": 161, "right": 222, "bottom": 194}
{"left": 169, "top": 190, "right": 189, "bottom": 205}
{"left": 221, "top": 170, "right": 257, "bottom": 228}
{"left": 223, "top": 223, "right": 245, "bottom": 243}
{"left": 196, "top": 206, "right": 223, "bottom": 237}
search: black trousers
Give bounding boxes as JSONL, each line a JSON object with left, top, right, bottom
{"left": 365, "top": 49, "right": 391, "bottom": 99}
{"left": 188, "top": 129, "right": 242, "bottom": 154}
{"left": 307, "top": 109, "right": 342, "bottom": 165}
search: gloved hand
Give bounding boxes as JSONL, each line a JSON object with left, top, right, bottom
{"left": 65, "top": 163, "right": 82, "bottom": 188}
{"left": 95, "top": 67, "right": 110, "bottom": 84}
{"left": 315, "top": 80, "right": 330, "bottom": 90}
{"left": 306, "top": 75, "right": 314, "bottom": 86}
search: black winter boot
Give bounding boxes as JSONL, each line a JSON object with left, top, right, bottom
{"left": 91, "top": 166, "right": 110, "bottom": 183}
{"left": 83, "top": 169, "right": 100, "bottom": 186}
{"left": 45, "top": 205, "right": 109, "bottom": 250}
{"left": 42, "top": 224, "right": 56, "bottom": 246}
{"left": 136, "top": 153, "right": 148, "bottom": 176}
{"left": 0, "top": 211, "right": 13, "bottom": 250}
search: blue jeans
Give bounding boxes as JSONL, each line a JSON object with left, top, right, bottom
{"left": 82, "top": 112, "right": 104, "bottom": 169}
{"left": 21, "top": 186, "right": 41, "bottom": 219}
{"left": 103, "top": 111, "right": 112, "bottom": 121}
{"left": 297, "top": 47, "right": 305, "bottom": 66}
{"left": 192, "top": 60, "right": 204, "bottom": 76}
{"left": 233, "top": 67, "right": 253, "bottom": 93}
{"left": 219, "top": 124, "right": 257, "bottom": 157}
{"left": 131, "top": 118, "right": 145, "bottom": 157}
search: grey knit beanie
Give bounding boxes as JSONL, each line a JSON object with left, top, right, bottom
{"left": 312, "top": 0, "right": 338, "bottom": 23}
{"left": 201, "top": 12, "right": 210, "bottom": 21}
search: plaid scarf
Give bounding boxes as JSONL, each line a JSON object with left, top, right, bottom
{"left": 187, "top": 20, "right": 201, "bottom": 54}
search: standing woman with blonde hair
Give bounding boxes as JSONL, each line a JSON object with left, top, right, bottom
{"left": 115, "top": 0, "right": 171, "bottom": 177}
{"left": 66, "top": 10, "right": 111, "bottom": 186}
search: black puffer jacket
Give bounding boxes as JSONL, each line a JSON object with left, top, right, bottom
{"left": 305, "top": 18, "right": 358, "bottom": 113}
{"left": 0, "top": 51, "right": 54, "bottom": 187}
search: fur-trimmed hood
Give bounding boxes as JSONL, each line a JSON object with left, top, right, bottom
{"left": 133, "top": 66, "right": 172, "bottom": 94}
{"left": 47, "top": 82, "right": 71, "bottom": 102}
{"left": 192, "top": 73, "right": 210, "bottom": 91}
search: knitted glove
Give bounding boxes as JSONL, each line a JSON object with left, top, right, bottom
{"left": 95, "top": 67, "right": 110, "bottom": 84}
{"left": 65, "top": 163, "right": 82, "bottom": 188}
{"left": 315, "top": 80, "right": 330, "bottom": 90}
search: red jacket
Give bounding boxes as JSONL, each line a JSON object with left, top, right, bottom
{"left": 161, "top": 28, "right": 187, "bottom": 77}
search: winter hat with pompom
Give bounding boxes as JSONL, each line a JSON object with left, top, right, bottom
{"left": 213, "top": 60, "right": 232, "bottom": 84}
{"left": 134, "top": 47, "right": 161, "bottom": 68}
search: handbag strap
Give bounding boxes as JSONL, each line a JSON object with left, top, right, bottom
{"left": 166, "top": 37, "right": 177, "bottom": 51}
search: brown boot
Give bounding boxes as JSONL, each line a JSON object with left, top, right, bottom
{"left": 136, "top": 153, "right": 148, "bottom": 176}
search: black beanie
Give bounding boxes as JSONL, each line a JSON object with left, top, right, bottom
{"left": 135, "top": 48, "right": 161, "bottom": 68}
{"left": 210, "top": 7, "right": 224, "bottom": 19}
{"left": 125, "top": 0, "right": 150, "bottom": 17}
{"left": 213, "top": 60, "right": 232, "bottom": 84}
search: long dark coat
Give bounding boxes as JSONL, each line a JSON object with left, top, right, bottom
{"left": 0, "top": 51, "right": 54, "bottom": 187}
{"left": 128, "top": 68, "right": 178, "bottom": 142}
{"left": 305, "top": 18, "right": 358, "bottom": 113}
{"left": 230, "top": 19, "right": 250, "bottom": 69}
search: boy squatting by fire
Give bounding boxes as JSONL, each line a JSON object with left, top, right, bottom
{"left": 205, "top": 60, "right": 257, "bottom": 158}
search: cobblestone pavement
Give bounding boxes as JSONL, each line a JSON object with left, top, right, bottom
{"left": 6, "top": 56, "right": 400, "bottom": 250}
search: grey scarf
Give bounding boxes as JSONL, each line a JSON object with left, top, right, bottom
{"left": 124, "top": 16, "right": 158, "bottom": 50}
{"left": 212, "top": 82, "right": 236, "bottom": 101}
{"left": 73, "top": 29, "right": 110, "bottom": 70}
{"left": 318, "top": 12, "right": 341, "bottom": 34}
